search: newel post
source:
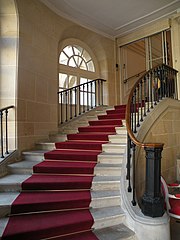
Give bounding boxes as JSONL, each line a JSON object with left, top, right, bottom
{"left": 141, "top": 145, "right": 165, "bottom": 217}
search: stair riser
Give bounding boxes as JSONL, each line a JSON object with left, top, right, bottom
{"left": 0, "top": 184, "right": 21, "bottom": 192}
{"left": 102, "top": 146, "right": 125, "bottom": 154}
{"left": 49, "top": 136, "right": 67, "bottom": 142}
{"left": 0, "top": 207, "right": 10, "bottom": 218}
{"left": 0, "top": 194, "right": 121, "bottom": 218}
{"left": 7, "top": 168, "right": 33, "bottom": 175}
{"left": 35, "top": 143, "right": 55, "bottom": 151}
{"left": 22, "top": 154, "right": 44, "bottom": 162}
{"left": 109, "top": 136, "right": 127, "bottom": 144}
{"left": 92, "top": 182, "right": 120, "bottom": 191}
{"left": 92, "top": 214, "right": 125, "bottom": 230}
{"left": 90, "top": 197, "right": 121, "bottom": 209}
{"left": 98, "top": 155, "right": 123, "bottom": 164}
{"left": 94, "top": 168, "right": 121, "bottom": 176}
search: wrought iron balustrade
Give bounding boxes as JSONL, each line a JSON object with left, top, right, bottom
{"left": 125, "top": 64, "right": 178, "bottom": 217}
{"left": 58, "top": 79, "right": 106, "bottom": 124}
{"left": 0, "top": 105, "right": 14, "bottom": 158}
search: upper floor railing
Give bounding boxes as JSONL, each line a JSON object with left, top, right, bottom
{"left": 125, "top": 64, "right": 178, "bottom": 217}
{"left": 58, "top": 79, "right": 106, "bottom": 124}
{"left": 0, "top": 105, "right": 14, "bottom": 159}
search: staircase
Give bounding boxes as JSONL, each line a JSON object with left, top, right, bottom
{"left": 0, "top": 105, "right": 135, "bottom": 240}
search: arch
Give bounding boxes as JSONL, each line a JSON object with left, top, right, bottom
{"left": 58, "top": 38, "right": 99, "bottom": 94}
{"left": 0, "top": 0, "right": 18, "bottom": 151}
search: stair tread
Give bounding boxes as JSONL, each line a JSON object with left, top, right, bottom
{"left": 91, "top": 206, "right": 124, "bottom": 220}
{"left": 91, "top": 190, "right": 120, "bottom": 199}
{"left": 0, "top": 192, "right": 19, "bottom": 206}
{"left": 23, "top": 150, "right": 47, "bottom": 154}
{"left": 1, "top": 209, "right": 94, "bottom": 239}
{"left": 0, "top": 174, "right": 31, "bottom": 185}
{"left": 94, "top": 223, "right": 135, "bottom": 240}
{"left": 93, "top": 176, "right": 120, "bottom": 182}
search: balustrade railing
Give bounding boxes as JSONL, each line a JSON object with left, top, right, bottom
{"left": 58, "top": 79, "right": 106, "bottom": 124}
{"left": 0, "top": 105, "right": 14, "bottom": 158}
{"left": 125, "top": 64, "right": 178, "bottom": 217}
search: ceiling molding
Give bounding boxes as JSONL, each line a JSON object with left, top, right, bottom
{"left": 40, "top": 0, "right": 180, "bottom": 38}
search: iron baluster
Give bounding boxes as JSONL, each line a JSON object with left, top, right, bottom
{"left": 0, "top": 111, "right": 4, "bottom": 158}
{"left": 131, "top": 143, "right": 136, "bottom": 206}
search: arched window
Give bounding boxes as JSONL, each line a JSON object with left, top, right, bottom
{"left": 59, "top": 45, "right": 95, "bottom": 72}
{"left": 59, "top": 41, "right": 98, "bottom": 99}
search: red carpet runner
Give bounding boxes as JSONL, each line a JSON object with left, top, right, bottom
{"left": 1, "top": 105, "right": 125, "bottom": 240}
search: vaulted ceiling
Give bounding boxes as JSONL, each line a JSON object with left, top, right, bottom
{"left": 41, "top": 0, "right": 180, "bottom": 38}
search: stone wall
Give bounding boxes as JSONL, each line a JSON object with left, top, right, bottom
{"left": 135, "top": 98, "right": 180, "bottom": 200}
{"left": 15, "top": 0, "right": 116, "bottom": 152}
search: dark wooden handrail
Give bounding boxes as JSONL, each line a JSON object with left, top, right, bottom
{"left": 126, "top": 64, "right": 178, "bottom": 148}
{"left": 123, "top": 70, "right": 146, "bottom": 84}
{"left": 125, "top": 64, "right": 178, "bottom": 217}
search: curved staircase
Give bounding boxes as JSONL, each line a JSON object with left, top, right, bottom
{"left": 0, "top": 105, "right": 135, "bottom": 240}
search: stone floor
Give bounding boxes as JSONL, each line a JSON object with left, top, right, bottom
{"left": 171, "top": 218, "right": 180, "bottom": 240}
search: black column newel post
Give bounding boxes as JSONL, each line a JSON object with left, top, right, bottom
{"left": 141, "top": 146, "right": 165, "bottom": 217}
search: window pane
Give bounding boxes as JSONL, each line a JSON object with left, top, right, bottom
{"left": 69, "top": 57, "right": 77, "bottom": 67}
{"left": 68, "top": 75, "right": 77, "bottom": 88}
{"left": 73, "top": 45, "right": 83, "bottom": 56}
{"left": 59, "top": 52, "right": 68, "bottom": 65}
{"left": 87, "top": 60, "right": 95, "bottom": 72}
{"left": 74, "top": 56, "right": 81, "bottom": 67}
{"left": 59, "top": 73, "right": 68, "bottom": 89}
{"left": 80, "top": 59, "right": 87, "bottom": 70}
{"left": 63, "top": 46, "right": 73, "bottom": 57}
{"left": 82, "top": 49, "right": 91, "bottom": 62}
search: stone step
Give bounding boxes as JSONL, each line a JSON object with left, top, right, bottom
{"left": 0, "top": 218, "right": 9, "bottom": 237}
{"left": 7, "top": 160, "right": 121, "bottom": 177}
{"left": 92, "top": 176, "right": 120, "bottom": 191}
{"left": 0, "top": 174, "right": 120, "bottom": 193}
{"left": 35, "top": 142, "right": 55, "bottom": 150}
{"left": 0, "top": 190, "right": 120, "bottom": 218}
{"left": 0, "top": 174, "right": 31, "bottom": 192}
{"left": 91, "top": 190, "right": 120, "bottom": 209}
{"left": 0, "top": 192, "right": 19, "bottom": 217}
{"left": 60, "top": 129, "right": 78, "bottom": 134}
{"left": 94, "top": 163, "right": 122, "bottom": 176}
{"left": 22, "top": 150, "right": 47, "bottom": 161}
{"left": 49, "top": 133, "right": 67, "bottom": 142}
{"left": 109, "top": 134, "right": 127, "bottom": 144}
{"left": 91, "top": 206, "right": 125, "bottom": 230}
{"left": 94, "top": 223, "right": 135, "bottom": 240}
{"left": 115, "top": 126, "right": 127, "bottom": 134}
{"left": 98, "top": 153, "right": 124, "bottom": 164}
{"left": 7, "top": 161, "right": 38, "bottom": 175}
{"left": 102, "top": 143, "right": 126, "bottom": 153}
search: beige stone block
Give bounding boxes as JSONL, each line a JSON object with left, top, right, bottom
{"left": 17, "top": 136, "right": 39, "bottom": 152}
{"left": 34, "top": 122, "right": 57, "bottom": 136}
{"left": 173, "top": 120, "right": 180, "bottom": 133}
{"left": 19, "top": 18, "right": 33, "bottom": 46}
{"left": 162, "top": 111, "right": 174, "bottom": 120}
{"left": 0, "top": 0, "right": 16, "bottom": 14}
{"left": 49, "top": 105, "right": 58, "bottom": 122}
{"left": 18, "top": 122, "right": 35, "bottom": 137}
{"left": 0, "top": 66, "right": 16, "bottom": 99}
{"left": 17, "top": 99, "right": 27, "bottom": 121}
{"left": 0, "top": 15, "right": 17, "bottom": 37}
{"left": 26, "top": 101, "right": 50, "bottom": 122}
{"left": 48, "top": 82, "right": 58, "bottom": 104}
{"left": 18, "top": 44, "right": 43, "bottom": 73}
{"left": 18, "top": 68, "right": 36, "bottom": 101}
{"left": 35, "top": 75, "right": 48, "bottom": 103}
